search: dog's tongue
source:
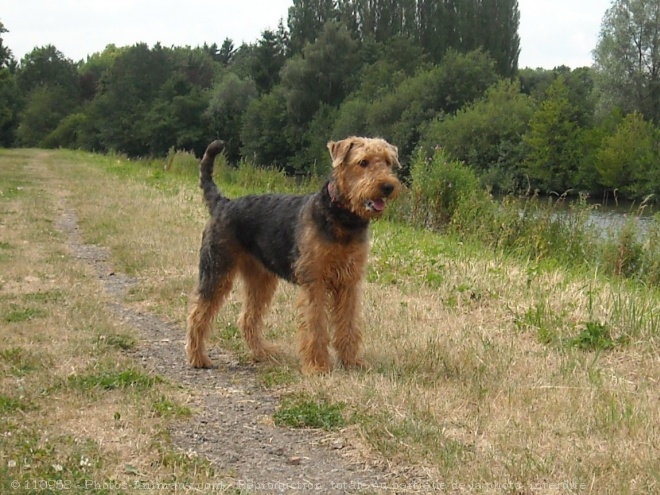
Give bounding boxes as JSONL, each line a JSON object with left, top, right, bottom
{"left": 372, "top": 198, "right": 386, "bottom": 212}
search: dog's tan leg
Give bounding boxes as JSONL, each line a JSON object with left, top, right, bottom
{"left": 330, "top": 282, "right": 365, "bottom": 369}
{"left": 296, "top": 283, "right": 331, "bottom": 374}
{"left": 238, "top": 258, "right": 279, "bottom": 361}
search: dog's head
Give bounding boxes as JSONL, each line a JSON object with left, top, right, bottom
{"left": 327, "top": 136, "right": 401, "bottom": 220}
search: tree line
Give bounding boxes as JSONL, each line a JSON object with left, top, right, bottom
{"left": 1, "top": 0, "right": 660, "bottom": 201}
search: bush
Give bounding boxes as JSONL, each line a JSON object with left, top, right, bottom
{"left": 418, "top": 79, "right": 534, "bottom": 193}
{"left": 408, "top": 148, "right": 494, "bottom": 230}
{"left": 42, "top": 113, "right": 98, "bottom": 150}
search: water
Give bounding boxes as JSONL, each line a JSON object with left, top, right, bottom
{"left": 558, "top": 198, "right": 655, "bottom": 238}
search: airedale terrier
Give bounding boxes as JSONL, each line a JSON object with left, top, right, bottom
{"left": 186, "top": 137, "right": 401, "bottom": 373}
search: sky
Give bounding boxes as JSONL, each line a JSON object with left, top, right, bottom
{"left": 2, "top": 0, "right": 613, "bottom": 69}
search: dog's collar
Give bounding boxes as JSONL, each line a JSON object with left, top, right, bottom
{"left": 323, "top": 181, "right": 369, "bottom": 231}
{"left": 327, "top": 182, "right": 346, "bottom": 209}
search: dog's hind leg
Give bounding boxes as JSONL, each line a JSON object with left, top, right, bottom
{"left": 186, "top": 237, "right": 236, "bottom": 368}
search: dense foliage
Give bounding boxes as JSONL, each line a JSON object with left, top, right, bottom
{"left": 2, "top": 0, "right": 660, "bottom": 200}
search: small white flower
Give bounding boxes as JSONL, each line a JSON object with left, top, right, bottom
{"left": 80, "top": 456, "right": 91, "bottom": 467}
{"left": 8, "top": 460, "right": 16, "bottom": 468}
{"left": 52, "top": 464, "right": 63, "bottom": 472}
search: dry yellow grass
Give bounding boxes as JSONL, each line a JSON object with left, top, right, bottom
{"left": 0, "top": 151, "right": 218, "bottom": 493}
{"left": 2, "top": 148, "right": 658, "bottom": 493}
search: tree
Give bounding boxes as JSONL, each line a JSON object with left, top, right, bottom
{"left": 287, "top": 0, "right": 338, "bottom": 54}
{"left": 280, "top": 21, "right": 359, "bottom": 126}
{"left": 250, "top": 29, "right": 287, "bottom": 94}
{"left": 16, "top": 84, "right": 78, "bottom": 147}
{"left": 79, "top": 45, "right": 123, "bottom": 101}
{"left": 0, "top": 21, "right": 19, "bottom": 145}
{"left": 14, "top": 45, "right": 81, "bottom": 147}
{"left": 218, "top": 38, "right": 236, "bottom": 66}
{"left": 414, "top": 0, "right": 520, "bottom": 75}
{"left": 205, "top": 73, "right": 258, "bottom": 161}
{"left": 240, "top": 90, "right": 294, "bottom": 167}
{"left": 16, "top": 45, "right": 79, "bottom": 99}
{"left": 594, "top": 0, "right": 660, "bottom": 123}
{"left": 359, "top": 49, "right": 499, "bottom": 162}
{"left": 141, "top": 77, "right": 210, "bottom": 156}
{"left": 476, "top": 0, "right": 520, "bottom": 77}
{"left": 0, "top": 21, "right": 14, "bottom": 68}
{"left": 0, "top": 67, "right": 19, "bottom": 146}
{"left": 523, "top": 76, "right": 583, "bottom": 193}
{"left": 91, "top": 43, "right": 173, "bottom": 155}
{"left": 420, "top": 79, "right": 534, "bottom": 193}
{"left": 596, "top": 112, "right": 659, "bottom": 198}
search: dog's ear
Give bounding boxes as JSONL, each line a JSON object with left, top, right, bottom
{"left": 327, "top": 137, "right": 357, "bottom": 168}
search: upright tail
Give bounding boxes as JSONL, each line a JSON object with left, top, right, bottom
{"left": 199, "top": 140, "right": 226, "bottom": 214}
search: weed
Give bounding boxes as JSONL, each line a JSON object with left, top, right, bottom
{"left": 0, "top": 180, "right": 28, "bottom": 200}
{"left": 216, "top": 322, "right": 243, "bottom": 353}
{"left": 0, "top": 394, "right": 33, "bottom": 413}
{"left": 99, "top": 333, "right": 137, "bottom": 351}
{"left": 274, "top": 395, "right": 345, "bottom": 430}
{"left": 0, "top": 346, "right": 43, "bottom": 376}
{"left": 568, "top": 321, "right": 627, "bottom": 351}
{"left": 67, "top": 368, "right": 162, "bottom": 392}
{"left": 152, "top": 396, "right": 192, "bottom": 418}
{"left": 24, "top": 289, "right": 66, "bottom": 304}
{"left": 602, "top": 218, "right": 644, "bottom": 278}
{"left": 408, "top": 148, "right": 493, "bottom": 230}
{"left": 258, "top": 365, "right": 298, "bottom": 388}
{"left": 514, "top": 300, "right": 564, "bottom": 345}
{"left": 3, "top": 305, "right": 47, "bottom": 323}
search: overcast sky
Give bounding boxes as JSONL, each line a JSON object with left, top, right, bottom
{"left": 2, "top": 0, "right": 612, "bottom": 69}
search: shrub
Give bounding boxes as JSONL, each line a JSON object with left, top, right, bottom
{"left": 408, "top": 148, "right": 494, "bottom": 231}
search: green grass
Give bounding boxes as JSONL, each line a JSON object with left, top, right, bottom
{"left": 67, "top": 368, "right": 162, "bottom": 392}
{"left": 0, "top": 394, "right": 34, "bottom": 413}
{"left": 23, "top": 289, "right": 67, "bottom": 304}
{"left": 273, "top": 394, "right": 346, "bottom": 430}
{"left": 569, "top": 321, "right": 628, "bottom": 350}
{"left": 0, "top": 347, "right": 43, "bottom": 376}
{"left": 99, "top": 333, "right": 138, "bottom": 351}
{"left": 258, "top": 365, "right": 298, "bottom": 388}
{"left": 3, "top": 305, "right": 47, "bottom": 323}
{"left": 355, "top": 409, "right": 472, "bottom": 470}
{"left": 152, "top": 396, "right": 192, "bottom": 418}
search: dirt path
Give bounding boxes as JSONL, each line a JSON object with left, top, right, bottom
{"left": 54, "top": 207, "right": 415, "bottom": 493}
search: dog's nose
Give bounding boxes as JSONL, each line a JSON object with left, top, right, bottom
{"left": 381, "top": 183, "right": 395, "bottom": 198}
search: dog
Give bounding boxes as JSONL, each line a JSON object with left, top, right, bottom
{"left": 186, "top": 137, "right": 401, "bottom": 373}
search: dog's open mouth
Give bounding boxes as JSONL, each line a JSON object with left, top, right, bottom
{"left": 365, "top": 198, "right": 386, "bottom": 212}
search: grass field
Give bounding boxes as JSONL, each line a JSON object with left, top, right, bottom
{"left": 1, "top": 148, "right": 658, "bottom": 494}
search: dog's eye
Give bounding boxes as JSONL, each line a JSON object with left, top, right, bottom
{"left": 359, "top": 159, "right": 369, "bottom": 168}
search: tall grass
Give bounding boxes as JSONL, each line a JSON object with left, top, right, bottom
{"left": 406, "top": 148, "right": 660, "bottom": 284}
